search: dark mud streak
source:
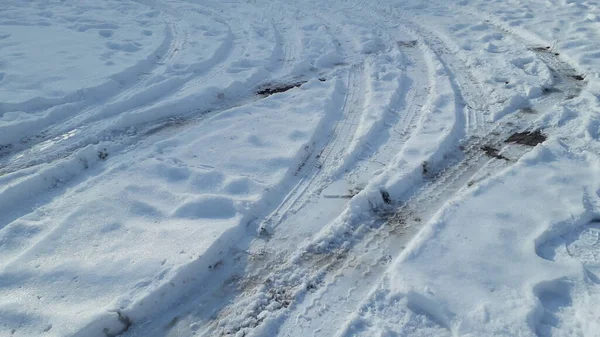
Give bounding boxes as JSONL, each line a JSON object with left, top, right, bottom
{"left": 257, "top": 82, "right": 306, "bottom": 96}
{"left": 541, "top": 87, "right": 561, "bottom": 95}
{"left": 380, "top": 190, "right": 392, "bottom": 204}
{"left": 105, "top": 311, "right": 132, "bottom": 337}
{"left": 571, "top": 74, "right": 585, "bottom": 81}
{"left": 531, "top": 46, "right": 552, "bottom": 52}
{"left": 520, "top": 107, "right": 536, "bottom": 114}
{"left": 481, "top": 145, "right": 508, "bottom": 160}
{"left": 397, "top": 40, "right": 418, "bottom": 48}
{"left": 530, "top": 45, "right": 586, "bottom": 101}
{"left": 2, "top": 80, "right": 311, "bottom": 175}
{"left": 0, "top": 144, "right": 12, "bottom": 159}
{"left": 505, "top": 130, "right": 546, "bottom": 146}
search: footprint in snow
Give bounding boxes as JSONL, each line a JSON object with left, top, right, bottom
{"left": 537, "top": 218, "right": 600, "bottom": 283}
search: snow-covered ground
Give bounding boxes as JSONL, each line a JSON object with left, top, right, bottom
{"left": 1, "top": 0, "right": 600, "bottom": 336}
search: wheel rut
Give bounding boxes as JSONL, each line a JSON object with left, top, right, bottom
{"left": 255, "top": 64, "right": 365, "bottom": 239}
{"left": 0, "top": 0, "right": 254, "bottom": 176}
{"left": 193, "top": 5, "right": 583, "bottom": 336}
{"left": 44, "top": 1, "right": 588, "bottom": 337}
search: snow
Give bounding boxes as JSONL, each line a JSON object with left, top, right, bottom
{"left": 2, "top": 0, "right": 600, "bottom": 336}
{"left": 349, "top": 143, "right": 600, "bottom": 337}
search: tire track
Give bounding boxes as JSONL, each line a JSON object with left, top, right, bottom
{"left": 205, "top": 9, "right": 579, "bottom": 335}
{"left": 260, "top": 64, "right": 365, "bottom": 237}
{"left": 356, "top": 1, "right": 492, "bottom": 137}
{"left": 346, "top": 58, "right": 428, "bottom": 188}
{"left": 0, "top": 10, "right": 337, "bottom": 334}
{"left": 346, "top": 0, "right": 490, "bottom": 139}
{"left": 0, "top": 5, "right": 183, "bottom": 147}
{"left": 255, "top": 0, "right": 301, "bottom": 79}
{"left": 67, "top": 2, "right": 586, "bottom": 337}
{"left": 0, "top": 8, "right": 300, "bottom": 234}
{"left": 0, "top": 0, "right": 264, "bottom": 174}
{"left": 401, "top": 20, "right": 491, "bottom": 136}
{"left": 305, "top": 11, "right": 588, "bottom": 335}
{"left": 402, "top": 0, "right": 587, "bottom": 116}
{"left": 190, "top": 21, "right": 436, "bottom": 337}
{"left": 333, "top": 8, "right": 430, "bottom": 187}
{"left": 261, "top": 18, "right": 491, "bottom": 334}
{"left": 252, "top": 1, "right": 369, "bottom": 236}
{"left": 0, "top": 1, "right": 270, "bottom": 178}
{"left": 139, "top": 6, "right": 433, "bottom": 335}
{"left": 303, "top": 9, "right": 575, "bottom": 270}
{"left": 0, "top": 10, "right": 197, "bottom": 165}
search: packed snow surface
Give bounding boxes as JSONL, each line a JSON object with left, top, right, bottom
{"left": 1, "top": 0, "right": 600, "bottom": 336}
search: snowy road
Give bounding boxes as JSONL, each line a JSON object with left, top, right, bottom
{"left": 1, "top": 0, "right": 600, "bottom": 336}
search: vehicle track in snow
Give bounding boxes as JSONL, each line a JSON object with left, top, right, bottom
{"left": 0, "top": 4, "right": 185, "bottom": 149}
{"left": 117, "top": 69, "right": 367, "bottom": 337}
{"left": 64, "top": 1, "right": 588, "bottom": 336}
{"left": 0, "top": 0, "right": 275, "bottom": 179}
{"left": 345, "top": 46, "right": 429, "bottom": 191}
{"left": 257, "top": 16, "right": 512, "bottom": 335}
{"left": 178, "top": 14, "right": 445, "bottom": 337}
{"left": 298, "top": 5, "right": 590, "bottom": 335}
{"left": 0, "top": 0, "right": 313, "bottom": 234}
{"left": 117, "top": 4, "right": 433, "bottom": 335}
{"left": 254, "top": 0, "right": 302, "bottom": 79}
{"left": 259, "top": 64, "right": 366, "bottom": 236}
{"left": 399, "top": 0, "right": 588, "bottom": 125}
{"left": 198, "top": 66, "right": 369, "bottom": 337}
{"left": 354, "top": 0, "right": 492, "bottom": 136}
{"left": 404, "top": 23, "right": 490, "bottom": 136}
{"left": 0, "top": 0, "right": 354, "bottom": 181}
{"left": 313, "top": 5, "right": 432, "bottom": 185}
{"left": 249, "top": 0, "right": 373, "bottom": 239}
{"left": 53, "top": 3, "right": 370, "bottom": 334}
{"left": 149, "top": 4, "right": 474, "bottom": 336}
{"left": 187, "top": 5, "right": 586, "bottom": 336}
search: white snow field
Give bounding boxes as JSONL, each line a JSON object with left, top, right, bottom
{"left": 1, "top": 0, "right": 600, "bottom": 336}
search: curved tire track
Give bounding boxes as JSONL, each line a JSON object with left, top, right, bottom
{"left": 199, "top": 5, "right": 584, "bottom": 336}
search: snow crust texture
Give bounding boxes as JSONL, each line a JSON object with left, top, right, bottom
{"left": 1, "top": 0, "right": 600, "bottom": 336}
